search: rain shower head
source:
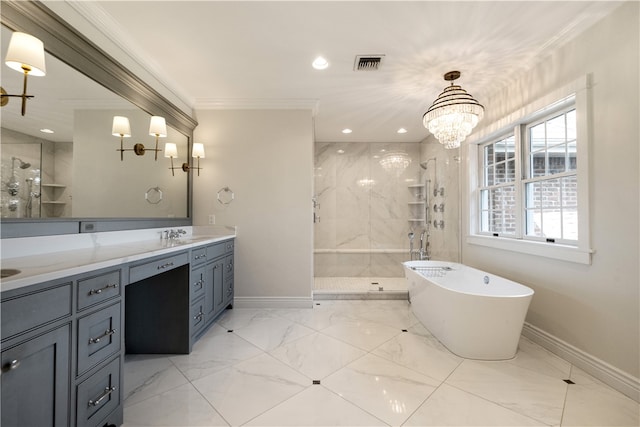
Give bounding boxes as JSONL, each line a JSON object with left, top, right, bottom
{"left": 12, "top": 157, "right": 31, "bottom": 169}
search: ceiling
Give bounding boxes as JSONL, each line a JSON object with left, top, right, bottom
{"left": 2, "top": 1, "right": 623, "bottom": 144}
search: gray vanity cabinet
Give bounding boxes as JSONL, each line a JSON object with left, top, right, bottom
{"left": 1, "top": 268, "right": 124, "bottom": 427}
{"left": 191, "top": 239, "right": 234, "bottom": 337}
{"left": 1, "top": 324, "right": 71, "bottom": 427}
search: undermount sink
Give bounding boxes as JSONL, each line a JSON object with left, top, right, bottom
{"left": 1, "top": 269, "right": 21, "bottom": 279}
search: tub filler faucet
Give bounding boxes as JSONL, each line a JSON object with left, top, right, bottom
{"left": 410, "top": 230, "right": 430, "bottom": 260}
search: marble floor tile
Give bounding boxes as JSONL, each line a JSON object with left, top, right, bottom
{"left": 404, "top": 383, "right": 547, "bottom": 426}
{"left": 169, "top": 329, "right": 263, "bottom": 381}
{"left": 244, "top": 385, "right": 387, "bottom": 426}
{"left": 273, "top": 303, "right": 361, "bottom": 331}
{"left": 215, "top": 308, "right": 280, "bottom": 330}
{"left": 191, "top": 353, "right": 310, "bottom": 426}
{"left": 122, "top": 300, "right": 639, "bottom": 427}
{"left": 446, "top": 359, "right": 568, "bottom": 425}
{"left": 123, "top": 354, "right": 189, "bottom": 408}
{"left": 123, "top": 383, "right": 228, "bottom": 427}
{"left": 508, "top": 336, "right": 572, "bottom": 379}
{"left": 321, "top": 319, "right": 402, "bottom": 351}
{"left": 269, "top": 332, "right": 367, "bottom": 380}
{"left": 561, "top": 367, "right": 640, "bottom": 426}
{"left": 372, "top": 331, "right": 463, "bottom": 381}
{"left": 232, "top": 315, "right": 316, "bottom": 351}
{"left": 323, "top": 353, "right": 440, "bottom": 426}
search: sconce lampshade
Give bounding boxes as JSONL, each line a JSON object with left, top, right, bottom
{"left": 5, "top": 32, "right": 46, "bottom": 76}
{"left": 112, "top": 116, "right": 131, "bottom": 137}
{"left": 149, "top": 116, "right": 167, "bottom": 137}
{"left": 192, "top": 143, "right": 205, "bottom": 158}
{"left": 164, "top": 143, "right": 178, "bottom": 158}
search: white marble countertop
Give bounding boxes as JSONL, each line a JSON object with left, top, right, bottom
{"left": 0, "top": 226, "right": 236, "bottom": 294}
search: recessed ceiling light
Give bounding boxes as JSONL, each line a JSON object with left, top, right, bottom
{"left": 40, "top": 128, "right": 54, "bottom": 134}
{"left": 397, "top": 128, "right": 407, "bottom": 134}
{"left": 342, "top": 128, "right": 352, "bottom": 134}
{"left": 312, "top": 56, "right": 329, "bottom": 70}
{"left": 337, "top": 149, "right": 345, "bottom": 154}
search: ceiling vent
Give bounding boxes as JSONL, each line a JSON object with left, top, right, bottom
{"left": 354, "top": 55, "right": 385, "bottom": 71}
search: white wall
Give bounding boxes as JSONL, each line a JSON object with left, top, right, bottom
{"left": 192, "top": 109, "right": 314, "bottom": 307}
{"left": 461, "top": 1, "right": 639, "bottom": 383}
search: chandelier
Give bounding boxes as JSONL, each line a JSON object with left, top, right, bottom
{"left": 379, "top": 151, "right": 411, "bottom": 176}
{"left": 423, "top": 71, "right": 484, "bottom": 149}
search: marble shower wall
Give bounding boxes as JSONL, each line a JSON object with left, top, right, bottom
{"left": 314, "top": 141, "right": 421, "bottom": 277}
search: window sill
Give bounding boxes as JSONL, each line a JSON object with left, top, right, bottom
{"left": 466, "top": 235, "right": 592, "bottom": 265}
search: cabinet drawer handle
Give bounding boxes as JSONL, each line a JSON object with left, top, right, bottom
{"left": 193, "top": 311, "right": 204, "bottom": 321}
{"left": 157, "top": 262, "right": 174, "bottom": 270}
{"left": 88, "top": 283, "right": 119, "bottom": 296}
{"left": 194, "top": 254, "right": 207, "bottom": 260}
{"left": 89, "top": 328, "right": 117, "bottom": 344}
{"left": 194, "top": 279, "right": 204, "bottom": 288}
{"left": 2, "top": 359, "right": 21, "bottom": 372}
{"left": 88, "top": 386, "right": 116, "bottom": 407}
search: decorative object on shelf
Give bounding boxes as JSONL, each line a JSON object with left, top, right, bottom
{"left": 423, "top": 71, "right": 484, "bottom": 149}
{"left": 145, "top": 186, "right": 163, "bottom": 204}
{"left": 379, "top": 151, "right": 411, "bottom": 176}
{"left": 1, "top": 32, "right": 46, "bottom": 116}
{"left": 181, "top": 143, "right": 205, "bottom": 176}
{"left": 217, "top": 187, "right": 234, "bottom": 205}
{"left": 111, "top": 115, "right": 164, "bottom": 161}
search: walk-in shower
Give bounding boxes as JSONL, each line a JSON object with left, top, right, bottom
{"left": 313, "top": 141, "right": 421, "bottom": 297}
{"left": 2, "top": 147, "right": 41, "bottom": 218}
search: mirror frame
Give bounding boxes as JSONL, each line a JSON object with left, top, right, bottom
{"left": 1, "top": 0, "right": 198, "bottom": 238}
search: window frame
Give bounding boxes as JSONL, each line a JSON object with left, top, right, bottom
{"left": 467, "top": 76, "right": 592, "bottom": 265}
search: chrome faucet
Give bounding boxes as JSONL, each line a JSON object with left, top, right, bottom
{"left": 164, "top": 229, "right": 187, "bottom": 240}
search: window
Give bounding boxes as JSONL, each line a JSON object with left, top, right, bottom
{"left": 524, "top": 109, "right": 577, "bottom": 243}
{"left": 479, "top": 135, "right": 517, "bottom": 236}
{"left": 470, "top": 84, "right": 591, "bottom": 264}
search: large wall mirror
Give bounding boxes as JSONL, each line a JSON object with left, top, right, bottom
{"left": 1, "top": 1, "right": 197, "bottom": 238}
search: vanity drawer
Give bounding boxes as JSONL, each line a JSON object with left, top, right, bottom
{"left": 77, "top": 303, "right": 121, "bottom": 376}
{"left": 1, "top": 282, "right": 72, "bottom": 340}
{"left": 190, "top": 297, "right": 206, "bottom": 336}
{"left": 190, "top": 265, "right": 206, "bottom": 302}
{"left": 76, "top": 356, "right": 121, "bottom": 427}
{"left": 77, "top": 270, "right": 121, "bottom": 311}
{"left": 207, "top": 240, "right": 233, "bottom": 260}
{"left": 129, "top": 252, "right": 189, "bottom": 283}
{"left": 191, "top": 246, "right": 208, "bottom": 266}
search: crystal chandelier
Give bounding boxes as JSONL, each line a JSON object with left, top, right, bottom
{"left": 423, "top": 71, "right": 484, "bottom": 149}
{"left": 379, "top": 151, "right": 411, "bottom": 176}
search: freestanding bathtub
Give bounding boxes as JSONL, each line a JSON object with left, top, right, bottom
{"left": 403, "top": 260, "right": 534, "bottom": 360}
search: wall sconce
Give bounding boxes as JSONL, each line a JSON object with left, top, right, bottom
{"left": 1, "top": 32, "right": 46, "bottom": 116}
{"left": 182, "top": 143, "right": 205, "bottom": 176}
{"left": 148, "top": 116, "right": 167, "bottom": 161}
{"left": 112, "top": 115, "right": 164, "bottom": 161}
{"left": 164, "top": 142, "right": 179, "bottom": 176}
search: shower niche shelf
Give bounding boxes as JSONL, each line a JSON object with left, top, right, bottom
{"left": 41, "top": 184, "right": 68, "bottom": 217}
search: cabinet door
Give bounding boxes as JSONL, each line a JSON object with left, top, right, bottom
{"left": 223, "top": 255, "right": 234, "bottom": 309}
{"left": 1, "top": 324, "right": 71, "bottom": 427}
{"left": 204, "top": 260, "right": 224, "bottom": 321}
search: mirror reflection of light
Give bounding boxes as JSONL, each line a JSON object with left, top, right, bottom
{"left": 390, "top": 399, "right": 407, "bottom": 414}
{"left": 357, "top": 178, "right": 375, "bottom": 187}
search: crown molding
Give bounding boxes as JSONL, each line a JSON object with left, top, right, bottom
{"left": 194, "top": 98, "right": 320, "bottom": 116}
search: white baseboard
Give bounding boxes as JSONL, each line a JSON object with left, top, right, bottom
{"left": 233, "top": 296, "right": 314, "bottom": 309}
{"left": 522, "top": 322, "right": 639, "bottom": 403}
